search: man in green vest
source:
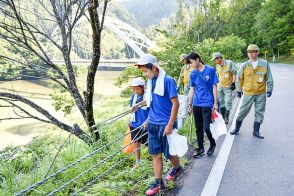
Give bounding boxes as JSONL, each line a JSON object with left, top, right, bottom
{"left": 230, "top": 44, "right": 274, "bottom": 139}
{"left": 212, "top": 52, "right": 237, "bottom": 124}
{"left": 177, "top": 54, "right": 194, "bottom": 95}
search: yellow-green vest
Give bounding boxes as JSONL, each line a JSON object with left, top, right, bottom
{"left": 239, "top": 59, "right": 273, "bottom": 95}
{"left": 216, "top": 60, "right": 236, "bottom": 88}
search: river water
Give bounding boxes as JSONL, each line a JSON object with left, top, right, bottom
{"left": 0, "top": 71, "right": 123, "bottom": 150}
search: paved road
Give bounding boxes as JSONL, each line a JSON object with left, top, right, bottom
{"left": 177, "top": 63, "right": 294, "bottom": 196}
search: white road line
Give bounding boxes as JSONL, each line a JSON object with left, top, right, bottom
{"left": 200, "top": 97, "right": 243, "bottom": 196}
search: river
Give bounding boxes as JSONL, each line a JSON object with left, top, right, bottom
{"left": 0, "top": 71, "right": 123, "bottom": 150}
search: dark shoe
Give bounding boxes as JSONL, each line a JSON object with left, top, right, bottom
{"left": 207, "top": 145, "right": 216, "bottom": 156}
{"left": 193, "top": 148, "right": 205, "bottom": 158}
{"left": 165, "top": 166, "right": 184, "bottom": 181}
{"left": 253, "top": 121, "right": 264, "bottom": 139}
{"left": 230, "top": 120, "right": 242, "bottom": 135}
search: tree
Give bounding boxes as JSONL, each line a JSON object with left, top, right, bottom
{"left": 221, "top": 0, "right": 263, "bottom": 42}
{"left": 254, "top": 0, "right": 294, "bottom": 55}
{"left": 0, "top": 0, "right": 110, "bottom": 143}
{"left": 0, "top": 39, "right": 23, "bottom": 80}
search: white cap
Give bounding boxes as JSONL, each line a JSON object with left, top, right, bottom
{"left": 130, "top": 78, "right": 145, "bottom": 87}
{"left": 135, "top": 54, "right": 159, "bottom": 67}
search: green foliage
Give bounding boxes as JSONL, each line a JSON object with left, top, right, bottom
{"left": 0, "top": 40, "right": 23, "bottom": 80}
{"left": 253, "top": 0, "right": 294, "bottom": 54}
{"left": 50, "top": 89, "right": 75, "bottom": 116}
{"left": 115, "top": 65, "right": 143, "bottom": 87}
{"left": 213, "top": 35, "right": 247, "bottom": 61}
{"left": 193, "top": 35, "right": 246, "bottom": 64}
{"left": 120, "top": 0, "right": 178, "bottom": 27}
{"left": 120, "top": 86, "right": 133, "bottom": 98}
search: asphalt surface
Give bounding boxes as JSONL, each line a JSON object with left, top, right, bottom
{"left": 177, "top": 63, "right": 294, "bottom": 196}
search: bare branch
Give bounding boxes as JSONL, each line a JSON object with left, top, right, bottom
{"left": 0, "top": 92, "right": 84, "bottom": 137}
{"left": 0, "top": 98, "right": 52, "bottom": 123}
{"left": 100, "top": 0, "right": 110, "bottom": 30}
{"left": 0, "top": 117, "right": 32, "bottom": 121}
{"left": 0, "top": 105, "right": 12, "bottom": 108}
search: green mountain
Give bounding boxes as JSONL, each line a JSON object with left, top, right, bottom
{"left": 119, "top": 0, "right": 178, "bottom": 27}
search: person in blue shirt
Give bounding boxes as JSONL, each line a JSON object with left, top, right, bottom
{"left": 128, "top": 78, "right": 149, "bottom": 170}
{"left": 187, "top": 52, "right": 219, "bottom": 158}
{"left": 133, "top": 54, "right": 183, "bottom": 196}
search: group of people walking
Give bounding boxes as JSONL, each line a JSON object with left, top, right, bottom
{"left": 127, "top": 44, "right": 274, "bottom": 195}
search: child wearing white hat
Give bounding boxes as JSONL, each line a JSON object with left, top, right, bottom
{"left": 129, "top": 77, "right": 149, "bottom": 170}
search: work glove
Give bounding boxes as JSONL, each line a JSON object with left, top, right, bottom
{"left": 230, "top": 82, "right": 236, "bottom": 91}
{"left": 267, "top": 91, "right": 272, "bottom": 97}
{"left": 237, "top": 91, "right": 243, "bottom": 98}
{"left": 176, "top": 86, "right": 180, "bottom": 93}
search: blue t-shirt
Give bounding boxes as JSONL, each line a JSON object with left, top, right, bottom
{"left": 130, "top": 94, "right": 149, "bottom": 128}
{"left": 148, "top": 75, "right": 178, "bottom": 125}
{"left": 189, "top": 65, "right": 219, "bottom": 107}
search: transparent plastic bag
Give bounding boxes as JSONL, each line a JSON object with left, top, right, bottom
{"left": 210, "top": 110, "right": 227, "bottom": 140}
{"left": 167, "top": 129, "right": 188, "bottom": 157}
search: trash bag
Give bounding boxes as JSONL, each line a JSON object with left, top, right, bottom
{"left": 167, "top": 129, "right": 188, "bottom": 157}
{"left": 210, "top": 110, "right": 227, "bottom": 140}
{"left": 122, "top": 129, "right": 135, "bottom": 154}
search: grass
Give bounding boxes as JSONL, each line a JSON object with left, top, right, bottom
{"left": 274, "top": 55, "right": 294, "bottom": 64}
{"left": 0, "top": 95, "right": 193, "bottom": 195}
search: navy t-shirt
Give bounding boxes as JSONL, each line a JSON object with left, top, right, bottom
{"left": 189, "top": 65, "right": 219, "bottom": 107}
{"left": 130, "top": 94, "right": 149, "bottom": 128}
{"left": 148, "top": 75, "right": 178, "bottom": 125}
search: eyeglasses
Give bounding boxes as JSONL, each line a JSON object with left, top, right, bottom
{"left": 247, "top": 51, "right": 258, "bottom": 53}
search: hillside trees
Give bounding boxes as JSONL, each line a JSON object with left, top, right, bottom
{"left": 0, "top": 0, "right": 111, "bottom": 143}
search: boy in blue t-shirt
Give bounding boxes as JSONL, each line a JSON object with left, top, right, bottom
{"left": 187, "top": 52, "right": 219, "bottom": 158}
{"left": 133, "top": 54, "right": 183, "bottom": 196}
{"left": 128, "top": 78, "right": 149, "bottom": 170}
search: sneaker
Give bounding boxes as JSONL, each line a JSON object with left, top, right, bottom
{"left": 193, "top": 148, "right": 205, "bottom": 158}
{"left": 207, "top": 146, "right": 216, "bottom": 156}
{"left": 145, "top": 180, "right": 164, "bottom": 196}
{"left": 165, "top": 166, "right": 183, "bottom": 181}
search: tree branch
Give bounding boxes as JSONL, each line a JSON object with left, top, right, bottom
{"left": 0, "top": 98, "right": 52, "bottom": 123}
{"left": 0, "top": 92, "right": 84, "bottom": 137}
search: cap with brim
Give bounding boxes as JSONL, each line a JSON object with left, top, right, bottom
{"left": 179, "top": 54, "right": 188, "bottom": 63}
{"left": 247, "top": 44, "right": 259, "bottom": 51}
{"left": 134, "top": 54, "right": 159, "bottom": 67}
{"left": 210, "top": 52, "right": 222, "bottom": 61}
{"left": 130, "top": 78, "right": 145, "bottom": 86}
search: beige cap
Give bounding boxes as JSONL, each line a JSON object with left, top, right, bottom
{"left": 247, "top": 44, "right": 259, "bottom": 51}
{"left": 179, "top": 54, "right": 188, "bottom": 63}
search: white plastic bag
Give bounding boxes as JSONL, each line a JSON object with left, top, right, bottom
{"left": 210, "top": 110, "right": 227, "bottom": 140}
{"left": 167, "top": 129, "right": 188, "bottom": 157}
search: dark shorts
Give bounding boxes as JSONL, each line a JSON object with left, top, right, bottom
{"left": 130, "top": 126, "right": 148, "bottom": 145}
{"left": 193, "top": 106, "right": 212, "bottom": 130}
{"left": 148, "top": 123, "right": 176, "bottom": 159}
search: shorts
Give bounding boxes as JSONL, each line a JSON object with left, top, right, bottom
{"left": 148, "top": 123, "right": 173, "bottom": 159}
{"left": 130, "top": 126, "right": 148, "bottom": 145}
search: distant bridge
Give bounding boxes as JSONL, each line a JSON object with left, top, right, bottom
{"left": 51, "top": 16, "right": 158, "bottom": 59}
{"left": 51, "top": 59, "right": 137, "bottom": 71}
